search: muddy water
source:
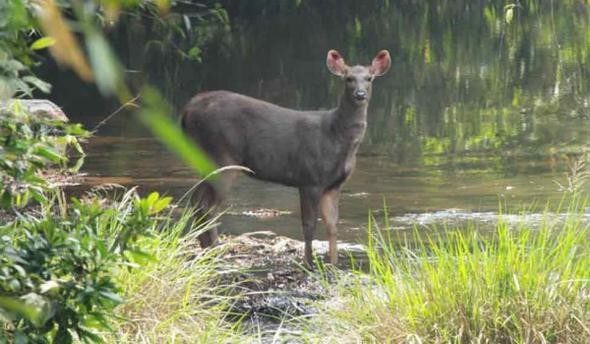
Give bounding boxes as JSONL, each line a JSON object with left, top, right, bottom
{"left": 81, "top": 135, "right": 578, "bottom": 243}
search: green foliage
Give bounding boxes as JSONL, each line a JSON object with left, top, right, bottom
{"left": 0, "top": 1, "right": 228, "bottom": 342}
{"left": 106, "top": 0, "right": 231, "bottom": 107}
{"left": 0, "top": 189, "right": 172, "bottom": 343}
{"left": 0, "top": 0, "right": 51, "bottom": 99}
{"left": 30, "top": 37, "right": 56, "bottom": 51}
{"left": 0, "top": 104, "right": 89, "bottom": 209}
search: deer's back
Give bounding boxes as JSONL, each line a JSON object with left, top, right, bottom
{"left": 182, "top": 91, "right": 345, "bottom": 187}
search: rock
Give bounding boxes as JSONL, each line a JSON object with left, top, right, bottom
{"left": 241, "top": 208, "right": 292, "bottom": 219}
{"left": 217, "top": 231, "right": 372, "bottom": 339}
{"left": 0, "top": 99, "right": 68, "bottom": 122}
{"left": 239, "top": 230, "right": 278, "bottom": 240}
{"left": 227, "top": 232, "right": 369, "bottom": 269}
{"left": 313, "top": 240, "right": 367, "bottom": 256}
{"left": 0, "top": 99, "right": 73, "bottom": 157}
{"left": 289, "top": 239, "right": 368, "bottom": 264}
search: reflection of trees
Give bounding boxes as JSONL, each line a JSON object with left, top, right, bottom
{"left": 364, "top": 0, "right": 590, "bottom": 164}
{"left": 46, "top": 0, "right": 590, "bottom": 166}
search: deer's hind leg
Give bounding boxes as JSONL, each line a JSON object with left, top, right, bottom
{"left": 191, "top": 154, "right": 241, "bottom": 248}
{"left": 192, "top": 181, "right": 222, "bottom": 247}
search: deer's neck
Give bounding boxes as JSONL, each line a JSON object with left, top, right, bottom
{"left": 329, "top": 95, "right": 368, "bottom": 143}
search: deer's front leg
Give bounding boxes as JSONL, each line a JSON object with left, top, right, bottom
{"left": 299, "top": 187, "right": 321, "bottom": 266}
{"left": 320, "top": 188, "right": 340, "bottom": 265}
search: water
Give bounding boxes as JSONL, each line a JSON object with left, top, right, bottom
{"left": 80, "top": 136, "right": 574, "bottom": 243}
{"left": 46, "top": 1, "right": 590, "bottom": 242}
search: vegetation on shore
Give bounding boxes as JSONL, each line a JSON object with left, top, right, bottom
{"left": 104, "top": 207, "right": 248, "bottom": 343}
{"left": 1, "top": 98, "right": 588, "bottom": 342}
{"left": 303, "top": 202, "right": 590, "bottom": 343}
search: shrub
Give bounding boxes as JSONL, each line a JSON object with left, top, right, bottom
{"left": 0, "top": 102, "right": 89, "bottom": 209}
{"left": 0, "top": 189, "right": 171, "bottom": 343}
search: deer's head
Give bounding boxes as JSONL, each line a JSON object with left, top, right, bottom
{"left": 327, "top": 50, "right": 391, "bottom": 106}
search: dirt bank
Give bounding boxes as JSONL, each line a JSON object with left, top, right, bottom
{"left": 216, "top": 231, "right": 368, "bottom": 337}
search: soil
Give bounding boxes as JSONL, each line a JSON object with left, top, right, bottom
{"left": 216, "top": 231, "right": 368, "bottom": 337}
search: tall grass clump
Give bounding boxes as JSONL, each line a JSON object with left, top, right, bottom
{"left": 313, "top": 200, "right": 590, "bottom": 343}
{"left": 105, "top": 208, "right": 247, "bottom": 343}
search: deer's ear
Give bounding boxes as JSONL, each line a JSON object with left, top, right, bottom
{"left": 370, "top": 50, "right": 391, "bottom": 77}
{"left": 327, "top": 50, "right": 348, "bottom": 76}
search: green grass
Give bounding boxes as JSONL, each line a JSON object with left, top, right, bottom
{"left": 93, "top": 197, "right": 590, "bottom": 343}
{"left": 305, "top": 200, "right": 590, "bottom": 343}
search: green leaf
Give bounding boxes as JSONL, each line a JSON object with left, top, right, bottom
{"left": 128, "top": 249, "right": 157, "bottom": 265}
{"left": 69, "top": 156, "right": 85, "bottom": 172}
{"left": 85, "top": 29, "right": 122, "bottom": 95}
{"left": 83, "top": 312, "right": 110, "bottom": 330}
{"left": 31, "top": 36, "right": 56, "bottom": 50}
{"left": 187, "top": 46, "right": 202, "bottom": 62}
{"left": 29, "top": 188, "right": 47, "bottom": 204}
{"left": 78, "top": 327, "right": 104, "bottom": 343}
{"left": 34, "top": 145, "right": 65, "bottom": 163}
{"left": 12, "top": 264, "right": 26, "bottom": 277}
{"left": 55, "top": 325, "right": 73, "bottom": 344}
{"left": 22, "top": 76, "right": 52, "bottom": 93}
{"left": 146, "top": 191, "right": 159, "bottom": 205}
{"left": 98, "top": 291, "right": 123, "bottom": 304}
{"left": 14, "top": 191, "right": 30, "bottom": 208}
{"left": 40, "top": 280, "right": 60, "bottom": 295}
{"left": 8, "top": 279, "right": 21, "bottom": 291}
{"left": 153, "top": 196, "right": 172, "bottom": 213}
{"left": 65, "top": 123, "right": 91, "bottom": 136}
{"left": 5, "top": 59, "right": 26, "bottom": 72}
{"left": 138, "top": 87, "right": 216, "bottom": 176}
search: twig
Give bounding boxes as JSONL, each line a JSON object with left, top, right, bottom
{"left": 178, "top": 165, "right": 254, "bottom": 204}
{"left": 92, "top": 95, "right": 140, "bottom": 132}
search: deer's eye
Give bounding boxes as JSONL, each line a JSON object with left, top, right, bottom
{"left": 345, "top": 77, "right": 354, "bottom": 83}
{"left": 365, "top": 76, "right": 372, "bottom": 82}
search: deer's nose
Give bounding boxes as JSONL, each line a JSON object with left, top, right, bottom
{"left": 354, "top": 89, "right": 368, "bottom": 100}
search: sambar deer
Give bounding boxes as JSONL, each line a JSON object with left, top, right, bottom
{"left": 182, "top": 49, "right": 391, "bottom": 265}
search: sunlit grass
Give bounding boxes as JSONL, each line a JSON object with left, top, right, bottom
{"left": 93, "top": 195, "right": 590, "bottom": 343}
{"left": 104, "top": 208, "right": 247, "bottom": 343}
{"left": 307, "top": 199, "right": 590, "bottom": 343}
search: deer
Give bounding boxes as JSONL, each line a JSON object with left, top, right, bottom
{"left": 181, "top": 49, "right": 391, "bottom": 266}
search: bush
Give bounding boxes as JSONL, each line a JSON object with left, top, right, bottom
{"left": 0, "top": 189, "right": 171, "bottom": 343}
{"left": 0, "top": 102, "right": 89, "bottom": 209}
{"left": 0, "top": 0, "right": 51, "bottom": 99}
